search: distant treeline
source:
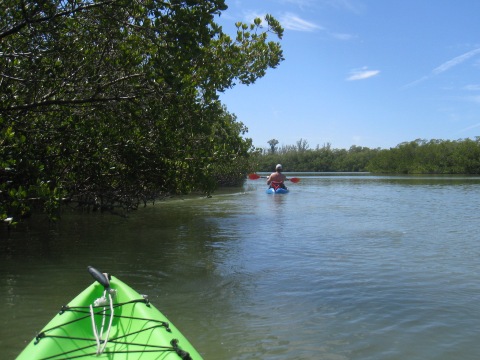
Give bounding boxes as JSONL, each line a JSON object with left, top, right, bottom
{"left": 255, "top": 138, "right": 480, "bottom": 174}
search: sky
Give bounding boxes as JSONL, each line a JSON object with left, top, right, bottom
{"left": 216, "top": 0, "right": 480, "bottom": 150}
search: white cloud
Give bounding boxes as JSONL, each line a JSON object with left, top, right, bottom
{"left": 404, "top": 48, "right": 480, "bottom": 89}
{"left": 243, "top": 11, "right": 321, "bottom": 32}
{"left": 402, "top": 75, "right": 429, "bottom": 89}
{"left": 243, "top": 11, "right": 267, "bottom": 24}
{"left": 346, "top": 67, "right": 380, "bottom": 81}
{"left": 433, "top": 48, "right": 480, "bottom": 75}
{"left": 279, "top": 12, "right": 323, "bottom": 32}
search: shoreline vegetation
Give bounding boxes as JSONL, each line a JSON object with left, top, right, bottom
{"left": 1, "top": 1, "right": 284, "bottom": 222}
{"left": 255, "top": 137, "right": 480, "bottom": 175}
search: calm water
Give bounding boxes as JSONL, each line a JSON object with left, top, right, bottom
{"left": 1, "top": 173, "right": 480, "bottom": 359}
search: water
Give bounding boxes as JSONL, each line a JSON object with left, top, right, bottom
{"left": 1, "top": 173, "right": 480, "bottom": 359}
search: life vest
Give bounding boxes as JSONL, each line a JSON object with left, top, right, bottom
{"left": 270, "top": 181, "right": 285, "bottom": 190}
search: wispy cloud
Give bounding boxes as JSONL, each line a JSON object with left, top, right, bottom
{"left": 457, "top": 122, "right": 480, "bottom": 134}
{"left": 243, "top": 11, "right": 321, "bottom": 32}
{"left": 279, "top": 12, "right": 322, "bottom": 32}
{"left": 402, "top": 76, "right": 429, "bottom": 89}
{"left": 433, "top": 48, "right": 480, "bottom": 75}
{"left": 346, "top": 67, "right": 380, "bottom": 81}
{"left": 404, "top": 48, "right": 480, "bottom": 89}
{"left": 243, "top": 11, "right": 266, "bottom": 24}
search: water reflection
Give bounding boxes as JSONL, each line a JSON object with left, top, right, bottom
{"left": 2, "top": 176, "right": 480, "bottom": 359}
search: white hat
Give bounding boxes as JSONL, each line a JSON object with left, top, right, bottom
{"left": 276, "top": 164, "right": 282, "bottom": 170}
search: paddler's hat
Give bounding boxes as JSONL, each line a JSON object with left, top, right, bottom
{"left": 276, "top": 164, "right": 282, "bottom": 170}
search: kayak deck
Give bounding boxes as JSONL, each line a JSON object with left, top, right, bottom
{"left": 266, "top": 187, "right": 289, "bottom": 194}
{"left": 17, "top": 271, "right": 202, "bottom": 359}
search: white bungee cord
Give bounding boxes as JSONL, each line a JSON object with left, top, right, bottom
{"left": 90, "top": 288, "right": 116, "bottom": 355}
{"left": 89, "top": 302, "right": 101, "bottom": 351}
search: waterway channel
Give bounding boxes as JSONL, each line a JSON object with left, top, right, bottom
{"left": 1, "top": 173, "right": 479, "bottom": 359}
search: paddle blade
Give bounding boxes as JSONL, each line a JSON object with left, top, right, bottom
{"left": 248, "top": 173, "right": 261, "bottom": 180}
{"left": 289, "top": 177, "right": 300, "bottom": 183}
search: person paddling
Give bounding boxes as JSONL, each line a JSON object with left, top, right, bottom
{"left": 266, "top": 164, "right": 287, "bottom": 190}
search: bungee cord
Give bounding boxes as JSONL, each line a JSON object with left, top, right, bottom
{"left": 29, "top": 268, "right": 194, "bottom": 359}
{"left": 89, "top": 289, "right": 115, "bottom": 355}
{"left": 33, "top": 297, "right": 191, "bottom": 359}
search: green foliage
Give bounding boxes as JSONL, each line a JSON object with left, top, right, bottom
{"left": 256, "top": 141, "right": 378, "bottom": 172}
{"left": 0, "top": 0, "right": 284, "bottom": 221}
{"left": 255, "top": 138, "right": 480, "bottom": 174}
{"left": 267, "top": 139, "right": 279, "bottom": 154}
{"left": 366, "top": 138, "right": 480, "bottom": 174}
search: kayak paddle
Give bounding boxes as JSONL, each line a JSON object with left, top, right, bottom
{"left": 248, "top": 173, "right": 300, "bottom": 183}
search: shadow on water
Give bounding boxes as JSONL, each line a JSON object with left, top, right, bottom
{"left": 0, "top": 190, "right": 251, "bottom": 359}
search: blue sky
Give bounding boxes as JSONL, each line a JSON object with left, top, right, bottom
{"left": 217, "top": 0, "right": 480, "bottom": 150}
